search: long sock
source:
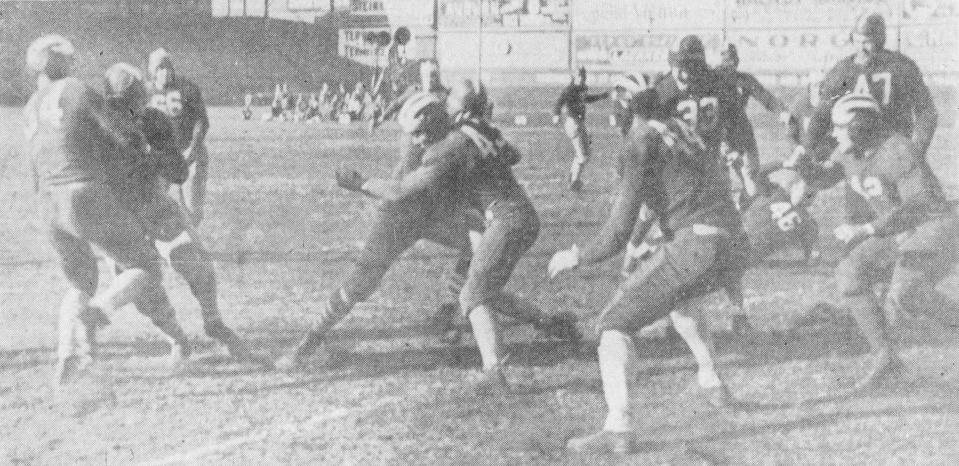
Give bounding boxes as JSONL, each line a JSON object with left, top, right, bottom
{"left": 88, "top": 268, "right": 150, "bottom": 314}
{"left": 468, "top": 305, "right": 501, "bottom": 370}
{"left": 599, "top": 330, "right": 636, "bottom": 433}
{"left": 57, "top": 289, "right": 91, "bottom": 360}
{"left": 671, "top": 308, "right": 721, "bottom": 388}
{"left": 169, "top": 243, "right": 222, "bottom": 325}
{"left": 844, "top": 293, "right": 889, "bottom": 352}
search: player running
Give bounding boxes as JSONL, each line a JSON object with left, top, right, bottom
{"left": 553, "top": 67, "right": 610, "bottom": 191}
{"left": 103, "top": 63, "right": 257, "bottom": 364}
{"left": 23, "top": 36, "right": 189, "bottom": 384}
{"left": 715, "top": 44, "right": 791, "bottom": 207}
{"left": 276, "top": 90, "right": 578, "bottom": 374}
{"left": 549, "top": 87, "right": 748, "bottom": 454}
{"left": 805, "top": 93, "right": 958, "bottom": 389}
{"left": 147, "top": 48, "right": 210, "bottom": 226}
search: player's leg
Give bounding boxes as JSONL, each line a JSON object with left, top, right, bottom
{"left": 181, "top": 144, "right": 209, "bottom": 226}
{"left": 568, "top": 227, "right": 723, "bottom": 453}
{"left": 565, "top": 117, "right": 589, "bottom": 191}
{"left": 278, "top": 205, "right": 420, "bottom": 368}
{"left": 885, "top": 217, "right": 959, "bottom": 329}
{"left": 835, "top": 235, "right": 901, "bottom": 385}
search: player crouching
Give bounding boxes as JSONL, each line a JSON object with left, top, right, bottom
{"left": 103, "top": 63, "right": 258, "bottom": 364}
{"left": 807, "top": 93, "right": 959, "bottom": 389}
{"left": 742, "top": 163, "right": 820, "bottom": 264}
{"left": 549, "top": 87, "right": 748, "bottom": 454}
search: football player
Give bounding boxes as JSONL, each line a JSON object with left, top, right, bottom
{"left": 23, "top": 36, "right": 188, "bottom": 384}
{"left": 553, "top": 67, "right": 610, "bottom": 191}
{"left": 147, "top": 48, "right": 210, "bottom": 226}
{"left": 328, "top": 80, "right": 579, "bottom": 391}
{"left": 549, "top": 87, "right": 748, "bottom": 454}
{"left": 797, "top": 13, "right": 937, "bottom": 164}
{"left": 715, "top": 44, "right": 791, "bottom": 207}
{"left": 609, "top": 73, "right": 650, "bottom": 139}
{"left": 810, "top": 93, "right": 958, "bottom": 388}
{"left": 741, "top": 163, "right": 820, "bottom": 264}
{"left": 276, "top": 90, "right": 578, "bottom": 373}
{"left": 103, "top": 63, "right": 257, "bottom": 364}
{"left": 370, "top": 59, "right": 448, "bottom": 131}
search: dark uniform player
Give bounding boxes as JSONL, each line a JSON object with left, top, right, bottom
{"left": 741, "top": 164, "right": 820, "bottom": 264}
{"left": 147, "top": 48, "right": 210, "bottom": 226}
{"left": 553, "top": 67, "right": 610, "bottom": 191}
{"left": 276, "top": 91, "right": 578, "bottom": 372}
{"left": 797, "top": 13, "right": 938, "bottom": 226}
{"left": 549, "top": 88, "right": 748, "bottom": 454}
{"left": 813, "top": 93, "right": 958, "bottom": 388}
{"left": 104, "top": 63, "right": 257, "bottom": 364}
{"left": 715, "top": 44, "right": 791, "bottom": 205}
{"left": 23, "top": 36, "right": 187, "bottom": 384}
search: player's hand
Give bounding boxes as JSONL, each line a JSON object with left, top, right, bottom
{"left": 548, "top": 245, "right": 580, "bottom": 278}
{"left": 182, "top": 145, "right": 195, "bottom": 164}
{"left": 335, "top": 168, "right": 367, "bottom": 192}
{"left": 552, "top": 115, "right": 560, "bottom": 125}
{"left": 779, "top": 111, "right": 792, "bottom": 125}
{"left": 833, "top": 223, "right": 874, "bottom": 243}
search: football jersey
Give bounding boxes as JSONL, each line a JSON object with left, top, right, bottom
{"left": 24, "top": 77, "right": 127, "bottom": 187}
{"left": 832, "top": 133, "right": 950, "bottom": 236}
{"left": 150, "top": 75, "right": 207, "bottom": 150}
{"left": 652, "top": 69, "right": 739, "bottom": 156}
{"left": 805, "top": 50, "right": 936, "bottom": 154}
{"left": 553, "top": 83, "right": 607, "bottom": 121}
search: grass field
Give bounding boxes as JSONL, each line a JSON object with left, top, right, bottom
{"left": 1, "top": 90, "right": 959, "bottom": 464}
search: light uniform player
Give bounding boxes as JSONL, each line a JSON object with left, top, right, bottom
{"left": 147, "top": 48, "right": 210, "bottom": 226}
{"left": 103, "top": 64, "right": 256, "bottom": 363}
{"left": 715, "top": 44, "right": 791, "bottom": 206}
{"left": 809, "top": 93, "right": 958, "bottom": 387}
{"left": 609, "top": 73, "right": 650, "bottom": 139}
{"left": 339, "top": 80, "right": 576, "bottom": 390}
{"left": 549, "top": 88, "right": 748, "bottom": 453}
{"left": 553, "top": 67, "right": 610, "bottom": 191}
{"left": 277, "top": 91, "right": 578, "bottom": 372}
{"left": 23, "top": 36, "right": 189, "bottom": 383}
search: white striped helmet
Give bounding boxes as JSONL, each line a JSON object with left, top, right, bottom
{"left": 104, "top": 63, "right": 146, "bottom": 99}
{"left": 831, "top": 93, "right": 880, "bottom": 126}
{"left": 397, "top": 91, "right": 447, "bottom": 135}
{"left": 612, "top": 73, "right": 647, "bottom": 95}
{"left": 26, "top": 34, "right": 74, "bottom": 74}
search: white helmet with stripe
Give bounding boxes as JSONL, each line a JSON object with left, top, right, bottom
{"left": 397, "top": 91, "right": 447, "bottom": 135}
{"left": 26, "top": 34, "right": 75, "bottom": 74}
{"left": 831, "top": 93, "right": 880, "bottom": 126}
{"left": 612, "top": 73, "right": 647, "bottom": 96}
{"left": 104, "top": 63, "right": 146, "bottom": 100}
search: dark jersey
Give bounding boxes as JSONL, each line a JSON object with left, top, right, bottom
{"left": 652, "top": 69, "right": 739, "bottom": 157}
{"left": 108, "top": 107, "right": 188, "bottom": 206}
{"left": 151, "top": 75, "right": 207, "bottom": 151}
{"left": 804, "top": 50, "right": 937, "bottom": 156}
{"left": 25, "top": 77, "right": 137, "bottom": 188}
{"left": 553, "top": 83, "right": 608, "bottom": 121}
{"left": 828, "top": 133, "right": 950, "bottom": 236}
{"left": 581, "top": 117, "right": 739, "bottom": 265}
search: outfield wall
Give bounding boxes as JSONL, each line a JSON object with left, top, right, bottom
{"left": 430, "top": 0, "right": 959, "bottom": 87}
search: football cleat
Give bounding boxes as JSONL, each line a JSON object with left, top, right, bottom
{"left": 204, "top": 320, "right": 258, "bottom": 363}
{"left": 567, "top": 430, "right": 635, "bottom": 455}
{"left": 701, "top": 383, "right": 736, "bottom": 409}
{"left": 52, "top": 354, "right": 93, "bottom": 386}
{"left": 276, "top": 328, "right": 326, "bottom": 371}
{"left": 473, "top": 366, "right": 511, "bottom": 396}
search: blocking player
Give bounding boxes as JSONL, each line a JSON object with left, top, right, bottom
{"left": 807, "top": 93, "right": 958, "bottom": 388}
{"left": 103, "top": 63, "right": 256, "bottom": 363}
{"left": 23, "top": 36, "right": 189, "bottom": 384}
{"left": 715, "top": 44, "right": 792, "bottom": 207}
{"left": 148, "top": 48, "right": 210, "bottom": 226}
{"left": 276, "top": 90, "right": 578, "bottom": 374}
{"left": 327, "top": 81, "right": 578, "bottom": 390}
{"left": 553, "top": 67, "right": 610, "bottom": 191}
{"left": 549, "top": 87, "right": 748, "bottom": 454}
{"left": 796, "top": 12, "right": 937, "bottom": 165}
{"left": 741, "top": 163, "right": 820, "bottom": 264}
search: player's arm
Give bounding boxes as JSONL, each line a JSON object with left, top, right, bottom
{"left": 869, "top": 145, "right": 940, "bottom": 237}
{"left": 357, "top": 145, "right": 462, "bottom": 202}
{"left": 904, "top": 60, "right": 938, "bottom": 157}
{"left": 578, "top": 137, "right": 652, "bottom": 266}
{"left": 184, "top": 85, "right": 209, "bottom": 161}
{"left": 144, "top": 109, "right": 189, "bottom": 184}
{"left": 77, "top": 86, "right": 143, "bottom": 153}
{"left": 584, "top": 90, "right": 610, "bottom": 104}
{"left": 743, "top": 73, "right": 787, "bottom": 114}
{"left": 553, "top": 86, "right": 571, "bottom": 117}
{"left": 801, "top": 64, "right": 850, "bottom": 157}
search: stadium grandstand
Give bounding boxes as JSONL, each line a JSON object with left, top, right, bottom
{"left": 0, "top": 0, "right": 367, "bottom": 105}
